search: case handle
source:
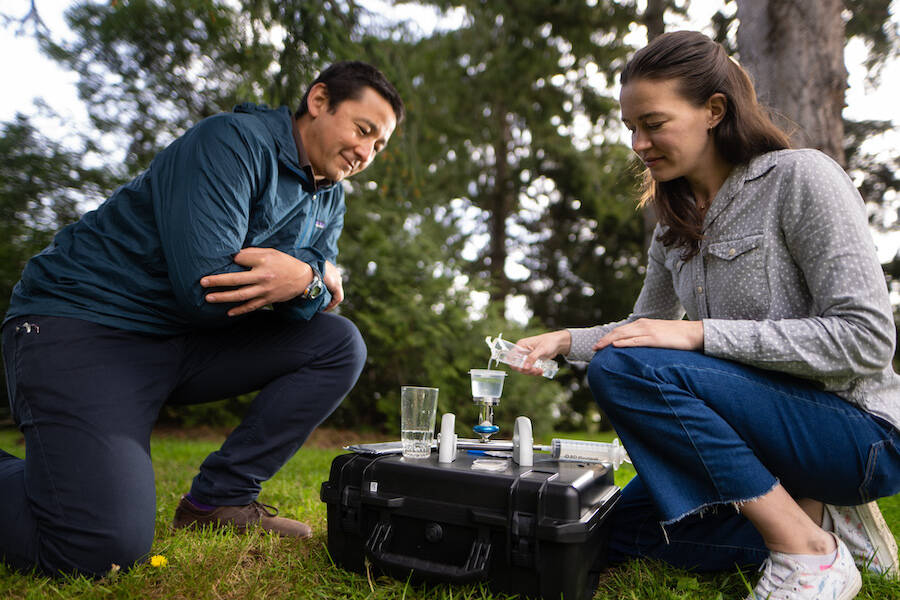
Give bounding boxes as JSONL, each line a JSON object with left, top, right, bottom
{"left": 364, "top": 521, "right": 491, "bottom": 583}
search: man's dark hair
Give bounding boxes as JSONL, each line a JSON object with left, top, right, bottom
{"left": 295, "top": 61, "right": 404, "bottom": 123}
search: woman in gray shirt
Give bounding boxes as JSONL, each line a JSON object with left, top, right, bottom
{"left": 515, "top": 31, "right": 899, "bottom": 600}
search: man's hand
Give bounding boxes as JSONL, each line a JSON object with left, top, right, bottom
{"left": 592, "top": 318, "right": 703, "bottom": 352}
{"left": 322, "top": 260, "right": 344, "bottom": 311}
{"left": 201, "top": 247, "right": 313, "bottom": 317}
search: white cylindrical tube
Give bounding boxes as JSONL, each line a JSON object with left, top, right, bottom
{"left": 512, "top": 416, "right": 533, "bottom": 466}
{"left": 438, "top": 413, "right": 458, "bottom": 463}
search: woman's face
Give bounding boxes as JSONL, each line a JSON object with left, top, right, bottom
{"left": 620, "top": 78, "right": 722, "bottom": 184}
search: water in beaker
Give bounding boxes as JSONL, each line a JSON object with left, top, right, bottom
{"left": 469, "top": 368, "right": 506, "bottom": 399}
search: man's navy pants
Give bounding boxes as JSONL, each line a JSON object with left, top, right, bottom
{"left": 0, "top": 311, "right": 366, "bottom": 576}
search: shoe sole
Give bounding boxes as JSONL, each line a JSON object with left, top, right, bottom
{"left": 855, "top": 501, "right": 899, "bottom": 578}
{"left": 745, "top": 563, "right": 862, "bottom": 600}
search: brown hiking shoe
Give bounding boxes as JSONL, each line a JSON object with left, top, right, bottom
{"left": 172, "top": 495, "right": 312, "bottom": 539}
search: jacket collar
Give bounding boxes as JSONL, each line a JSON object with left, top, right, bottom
{"left": 232, "top": 103, "right": 336, "bottom": 192}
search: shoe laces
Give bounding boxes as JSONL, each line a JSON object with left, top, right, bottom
{"left": 249, "top": 501, "right": 279, "bottom": 518}
{"left": 751, "top": 554, "right": 799, "bottom": 600}
{"left": 752, "top": 557, "right": 781, "bottom": 599}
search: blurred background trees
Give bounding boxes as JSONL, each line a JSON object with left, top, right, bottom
{"left": 1, "top": 0, "right": 897, "bottom": 436}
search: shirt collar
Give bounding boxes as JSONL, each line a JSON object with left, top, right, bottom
{"left": 704, "top": 151, "right": 779, "bottom": 226}
{"left": 293, "top": 121, "right": 335, "bottom": 192}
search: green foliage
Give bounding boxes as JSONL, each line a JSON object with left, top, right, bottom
{"left": 846, "top": 118, "right": 899, "bottom": 212}
{"left": 43, "top": 0, "right": 367, "bottom": 173}
{"left": 346, "top": 2, "right": 650, "bottom": 427}
{"left": 390, "top": 0, "right": 644, "bottom": 305}
{"left": 844, "top": 0, "right": 899, "bottom": 79}
{"left": 2, "top": 0, "right": 899, "bottom": 430}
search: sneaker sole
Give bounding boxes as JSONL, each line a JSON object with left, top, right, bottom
{"left": 855, "top": 501, "right": 899, "bottom": 578}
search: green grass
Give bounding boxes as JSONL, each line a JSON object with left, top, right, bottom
{"left": 0, "top": 428, "right": 898, "bottom": 599}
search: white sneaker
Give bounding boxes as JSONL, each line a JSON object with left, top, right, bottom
{"left": 825, "top": 502, "right": 898, "bottom": 577}
{"left": 745, "top": 533, "right": 861, "bottom": 600}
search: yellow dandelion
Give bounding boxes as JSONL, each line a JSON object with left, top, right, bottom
{"left": 149, "top": 555, "right": 168, "bottom": 568}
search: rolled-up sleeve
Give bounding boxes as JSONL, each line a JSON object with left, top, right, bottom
{"left": 150, "top": 115, "right": 270, "bottom": 324}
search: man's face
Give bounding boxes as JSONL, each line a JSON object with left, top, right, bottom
{"left": 302, "top": 84, "right": 397, "bottom": 182}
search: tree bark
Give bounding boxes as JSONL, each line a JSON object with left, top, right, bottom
{"left": 489, "top": 109, "right": 512, "bottom": 303}
{"left": 642, "top": 0, "right": 666, "bottom": 41}
{"left": 735, "top": 0, "right": 847, "bottom": 165}
{"left": 639, "top": 0, "right": 667, "bottom": 251}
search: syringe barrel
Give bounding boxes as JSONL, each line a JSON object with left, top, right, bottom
{"left": 550, "top": 438, "right": 628, "bottom": 469}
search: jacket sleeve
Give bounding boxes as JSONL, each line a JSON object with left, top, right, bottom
{"left": 150, "top": 115, "right": 271, "bottom": 324}
{"left": 702, "top": 151, "right": 895, "bottom": 388}
{"left": 567, "top": 229, "right": 685, "bottom": 362}
{"left": 275, "top": 188, "right": 347, "bottom": 319}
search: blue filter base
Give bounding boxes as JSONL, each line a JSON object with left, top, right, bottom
{"left": 473, "top": 424, "right": 500, "bottom": 434}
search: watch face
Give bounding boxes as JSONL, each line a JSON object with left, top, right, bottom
{"left": 308, "top": 282, "right": 324, "bottom": 299}
{"left": 307, "top": 276, "right": 325, "bottom": 299}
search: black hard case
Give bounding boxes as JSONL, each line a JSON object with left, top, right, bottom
{"left": 320, "top": 451, "right": 620, "bottom": 600}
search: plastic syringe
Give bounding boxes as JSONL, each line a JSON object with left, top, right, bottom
{"left": 549, "top": 438, "right": 631, "bottom": 470}
{"left": 453, "top": 437, "right": 631, "bottom": 470}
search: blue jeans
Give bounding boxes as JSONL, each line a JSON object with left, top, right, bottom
{"left": 587, "top": 346, "right": 900, "bottom": 572}
{"left": 0, "top": 311, "right": 366, "bottom": 576}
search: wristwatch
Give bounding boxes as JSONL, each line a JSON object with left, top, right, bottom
{"left": 302, "top": 265, "right": 325, "bottom": 300}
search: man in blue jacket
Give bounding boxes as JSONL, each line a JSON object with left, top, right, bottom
{"left": 0, "top": 61, "right": 403, "bottom": 576}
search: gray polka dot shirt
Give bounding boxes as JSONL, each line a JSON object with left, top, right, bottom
{"left": 568, "top": 149, "right": 900, "bottom": 431}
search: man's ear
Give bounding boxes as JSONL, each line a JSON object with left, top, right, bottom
{"left": 707, "top": 92, "right": 727, "bottom": 128}
{"left": 306, "top": 82, "right": 330, "bottom": 118}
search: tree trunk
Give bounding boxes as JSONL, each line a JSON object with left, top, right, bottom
{"left": 642, "top": 0, "right": 666, "bottom": 41}
{"left": 735, "top": 0, "right": 847, "bottom": 165}
{"left": 639, "top": 0, "right": 667, "bottom": 251}
{"left": 489, "top": 110, "right": 512, "bottom": 303}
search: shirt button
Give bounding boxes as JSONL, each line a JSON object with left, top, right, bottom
{"left": 697, "top": 286, "right": 704, "bottom": 294}
{"left": 728, "top": 248, "right": 736, "bottom": 256}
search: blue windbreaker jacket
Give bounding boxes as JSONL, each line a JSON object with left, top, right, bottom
{"left": 4, "top": 104, "right": 344, "bottom": 334}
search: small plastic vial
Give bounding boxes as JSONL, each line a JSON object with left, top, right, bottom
{"left": 485, "top": 335, "right": 559, "bottom": 379}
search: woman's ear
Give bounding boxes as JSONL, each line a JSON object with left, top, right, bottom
{"left": 707, "top": 92, "right": 727, "bottom": 128}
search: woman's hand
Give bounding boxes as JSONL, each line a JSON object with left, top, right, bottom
{"left": 513, "top": 330, "right": 572, "bottom": 376}
{"left": 592, "top": 318, "right": 703, "bottom": 352}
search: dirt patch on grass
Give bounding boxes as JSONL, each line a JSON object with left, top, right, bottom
{"left": 304, "top": 427, "right": 387, "bottom": 448}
